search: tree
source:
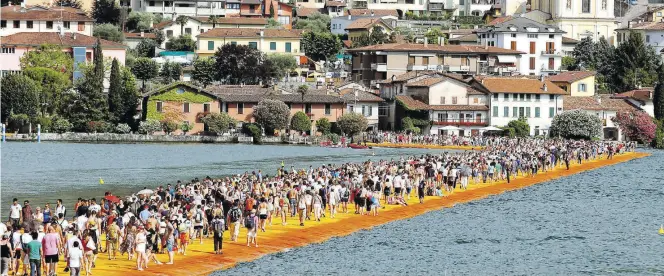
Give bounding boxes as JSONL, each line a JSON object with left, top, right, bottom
{"left": 192, "top": 58, "right": 216, "bottom": 87}
{"left": 653, "top": 119, "right": 664, "bottom": 149}
{"left": 165, "top": 35, "right": 196, "bottom": 51}
{"left": 160, "top": 106, "right": 184, "bottom": 134}
{"left": 67, "top": 69, "right": 109, "bottom": 131}
{"left": 294, "top": 12, "right": 330, "bottom": 33}
{"left": 301, "top": 31, "right": 342, "bottom": 62}
{"left": 424, "top": 28, "right": 444, "bottom": 44}
{"left": 549, "top": 110, "right": 602, "bottom": 139}
{"left": 253, "top": 99, "right": 291, "bottom": 134}
{"left": 352, "top": 30, "right": 390, "bottom": 48}
{"left": 119, "top": 67, "right": 140, "bottom": 126}
{"left": 613, "top": 32, "right": 660, "bottom": 92}
{"left": 22, "top": 67, "right": 72, "bottom": 116}
{"left": 20, "top": 44, "right": 74, "bottom": 76}
{"left": 107, "top": 59, "right": 123, "bottom": 123}
{"left": 265, "top": 54, "right": 297, "bottom": 80}
{"left": 0, "top": 74, "right": 40, "bottom": 123}
{"left": 269, "top": 2, "right": 275, "bottom": 17}
{"left": 214, "top": 44, "right": 263, "bottom": 84}
{"left": 175, "top": 16, "right": 189, "bottom": 35}
{"left": 126, "top": 12, "right": 154, "bottom": 32}
{"left": 160, "top": 61, "right": 182, "bottom": 83}
{"left": 612, "top": 110, "right": 657, "bottom": 143}
{"left": 654, "top": 64, "right": 664, "bottom": 120}
{"left": 208, "top": 15, "right": 220, "bottom": 28}
{"left": 93, "top": 38, "right": 105, "bottom": 84}
{"left": 337, "top": 112, "right": 368, "bottom": 137}
{"left": 93, "top": 23, "right": 124, "bottom": 43}
{"left": 54, "top": 0, "right": 82, "bottom": 9}
{"left": 266, "top": 18, "right": 282, "bottom": 29}
{"left": 562, "top": 56, "right": 576, "bottom": 71}
{"left": 315, "top": 117, "right": 331, "bottom": 134}
{"left": 200, "top": 113, "right": 236, "bottom": 135}
{"left": 297, "top": 85, "right": 309, "bottom": 102}
{"left": 153, "top": 30, "right": 166, "bottom": 45}
{"left": 135, "top": 38, "right": 157, "bottom": 58}
{"left": 291, "top": 111, "right": 311, "bottom": 132}
{"left": 92, "top": 0, "right": 120, "bottom": 24}
{"left": 506, "top": 117, "right": 530, "bottom": 137}
{"left": 131, "top": 57, "right": 159, "bottom": 89}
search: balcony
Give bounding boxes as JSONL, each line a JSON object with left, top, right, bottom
{"left": 353, "top": 1, "right": 367, "bottom": 7}
{"left": 371, "top": 63, "right": 387, "bottom": 72}
{"left": 433, "top": 118, "right": 489, "bottom": 127}
{"left": 489, "top": 66, "right": 517, "bottom": 73}
{"left": 541, "top": 49, "right": 562, "bottom": 56}
{"left": 540, "top": 66, "right": 557, "bottom": 72}
{"left": 443, "top": 65, "right": 470, "bottom": 72}
{"left": 428, "top": 3, "right": 444, "bottom": 10}
{"left": 407, "top": 64, "right": 427, "bottom": 71}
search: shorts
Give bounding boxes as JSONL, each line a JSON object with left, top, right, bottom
{"left": 341, "top": 198, "right": 348, "bottom": 203}
{"left": 384, "top": 189, "right": 391, "bottom": 196}
{"left": 166, "top": 240, "right": 174, "bottom": 252}
{"left": 14, "top": 249, "right": 21, "bottom": 259}
{"left": 194, "top": 225, "right": 203, "bottom": 230}
{"left": 259, "top": 214, "right": 268, "bottom": 220}
{"left": 394, "top": 187, "right": 402, "bottom": 194}
{"left": 45, "top": 254, "right": 59, "bottom": 263}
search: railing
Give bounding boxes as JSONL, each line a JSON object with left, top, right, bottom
{"left": 429, "top": 3, "right": 444, "bottom": 10}
{"left": 541, "top": 49, "right": 562, "bottom": 55}
{"left": 443, "top": 65, "right": 470, "bottom": 72}
{"left": 371, "top": 63, "right": 387, "bottom": 71}
{"left": 353, "top": 2, "right": 367, "bottom": 8}
{"left": 541, "top": 66, "right": 557, "bottom": 72}
{"left": 433, "top": 118, "right": 489, "bottom": 127}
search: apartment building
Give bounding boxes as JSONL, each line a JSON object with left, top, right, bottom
{"left": 196, "top": 28, "right": 303, "bottom": 58}
{"left": 264, "top": 0, "right": 294, "bottom": 29}
{"left": 0, "top": 5, "right": 94, "bottom": 36}
{"left": 478, "top": 76, "right": 567, "bottom": 136}
{"left": 475, "top": 16, "right": 565, "bottom": 76}
{"left": 142, "top": 0, "right": 228, "bottom": 17}
{"left": 347, "top": 43, "right": 523, "bottom": 88}
{"left": 156, "top": 16, "right": 268, "bottom": 45}
{"left": 345, "top": 18, "right": 394, "bottom": 43}
{"left": 547, "top": 71, "right": 596, "bottom": 97}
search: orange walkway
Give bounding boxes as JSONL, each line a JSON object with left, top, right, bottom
{"left": 365, "top": 142, "right": 483, "bottom": 151}
{"left": 85, "top": 152, "right": 647, "bottom": 276}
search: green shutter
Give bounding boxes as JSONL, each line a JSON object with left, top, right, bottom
{"left": 231, "top": 41, "right": 237, "bottom": 46}
{"left": 535, "top": 107, "right": 540, "bottom": 117}
{"left": 270, "top": 42, "right": 276, "bottom": 50}
{"left": 285, "top": 42, "right": 291, "bottom": 52}
{"left": 207, "top": 41, "right": 214, "bottom": 50}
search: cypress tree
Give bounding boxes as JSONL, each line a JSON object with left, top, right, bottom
{"left": 107, "top": 58, "right": 123, "bottom": 123}
{"left": 655, "top": 64, "right": 664, "bottom": 120}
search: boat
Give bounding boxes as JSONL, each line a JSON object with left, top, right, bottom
{"left": 348, "top": 144, "right": 372, "bottom": 149}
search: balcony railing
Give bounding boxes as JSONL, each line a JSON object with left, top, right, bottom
{"left": 429, "top": 3, "right": 444, "bottom": 10}
{"left": 433, "top": 118, "right": 489, "bottom": 127}
{"left": 371, "top": 63, "right": 387, "bottom": 72}
{"left": 541, "top": 66, "right": 557, "bottom": 72}
{"left": 541, "top": 49, "right": 562, "bottom": 56}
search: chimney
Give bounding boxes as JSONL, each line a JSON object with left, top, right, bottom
{"left": 371, "top": 10, "right": 375, "bottom": 17}
{"left": 260, "top": 30, "right": 264, "bottom": 37}
{"left": 424, "top": 37, "right": 428, "bottom": 47}
{"left": 540, "top": 74, "right": 544, "bottom": 82}
{"left": 140, "top": 31, "right": 144, "bottom": 37}
{"left": 543, "top": 83, "right": 548, "bottom": 91}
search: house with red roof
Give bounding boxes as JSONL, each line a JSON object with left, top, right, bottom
{"left": 613, "top": 87, "right": 655, "bottom": 117}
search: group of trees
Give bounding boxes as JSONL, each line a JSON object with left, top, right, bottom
{"left": 1, "top": 41, "right": 140, "bottom": 134}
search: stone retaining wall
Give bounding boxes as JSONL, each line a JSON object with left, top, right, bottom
{"left": 5, "top": 132, "right": 319, "bottom": 144}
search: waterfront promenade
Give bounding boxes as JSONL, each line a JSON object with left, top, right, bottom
{"left": 84, "top": 151, "right": 647, "bottom": 276}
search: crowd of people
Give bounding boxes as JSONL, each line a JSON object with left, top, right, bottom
{"left": 0, "top": 138, "right": 636, "bottom": 276}
{"left": 364, "top": 131, "right": 499, "bottom": 147}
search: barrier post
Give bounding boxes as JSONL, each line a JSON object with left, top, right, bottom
{"left": 37, "top": 124, "right": 41, "bottom": 143}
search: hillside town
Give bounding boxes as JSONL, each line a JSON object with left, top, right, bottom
{"left": 1, "top": 0, "right": 664, "bottom": 146}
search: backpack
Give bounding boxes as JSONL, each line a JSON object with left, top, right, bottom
{"left": 342, "top": 189, "right": 350, "bottom": 199}
{"left": 205, "top": 208, "right": 213, "bottom": 219}
{"left": 229, "top": 208, "right": 241, "bottom": 223}
{"left": 212, "top": 219, "right": 225, "bottom": 233}
{"left": 116, "top": 216, "right": 124, "bottom": 229}
{"left": 108, "top": 226, "right": 119, "bottom": 240}
{"left": 195, "top": 211, "right": 203, "bottom": 223}
{"left": 244, "top": 216, "right": 255, "bottom": 229}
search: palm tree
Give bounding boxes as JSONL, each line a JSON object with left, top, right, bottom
{"left": 208, "top": 15, "right": 219, "bottom": 29}
{"left": 175, "top": 15, "right": 189, "bottom": 35}
{"left": 297, "top": 85, "right": 309, "bottom": 108}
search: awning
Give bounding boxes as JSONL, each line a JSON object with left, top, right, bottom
{"left": 496, "top": 55, "right": 517, "bottom": 63}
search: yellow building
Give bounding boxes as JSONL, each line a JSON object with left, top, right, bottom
{"left": 196, "top": 28, "right": 303, "bottom": 58}
{"left": 548, "top": 71, "right": 596, "bottom": 96}
{"left": 345, "top": 18, "right": 394, "bottom": 44}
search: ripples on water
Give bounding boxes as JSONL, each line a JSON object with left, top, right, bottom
{"left": 215, "top": 151, "right": 664, "bottom": 276}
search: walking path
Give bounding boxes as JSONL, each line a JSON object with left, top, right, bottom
{"left": 87, "top": 151, "right": 648, "bottom": 276}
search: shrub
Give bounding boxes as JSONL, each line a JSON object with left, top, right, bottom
{"left": 138, "top": 119, "right": 162, "bottom": 134}
{"left": 291, "top": 111, "right": 311, "bottom": 133}
{"left": 8, "top": 113, "right": 30, "bottom": 130}
{"left": 401, "top": 117, "right": 422, "bottom": 134}
{"left": 243, "top": 123, "right": 262, "bottom": 144}
{"left": 200, "top": 113, "right": 236, "bottom": 135}
{"left": 51, "top": 117, "right": 73, "bottom": 133}
{"left": 507, "top": 117, "right": 530, "bottom": 137}
{"left": 161, "top": 120, "right": 178, "bottom": 134}
{"left": 253, "top": 99, "right": 290, "bottom": 134}
{"left": 86, "top": 121, "right": 111, "bottom": 133}
{"left": 324, "top": 133, "right": 340, "bottom": 144}
{"left": 500, "top": 127, "right": 516, "bottom": 138}
{"left": 337, "top": 112, "right": 368, "bottom": 137}
{"left": 549, "top": 110, "right": 602, "bottom": 139}
{"left": 32, "top": 116, "right": 52, "bottom": 132}
{"left": 612, "top": 110, "right": 656, "bottom": 144}
{"left": 115, "top": 123, "right": 132, "bottom": 134}
{"left": 315, "top": 117, "right": 331, "bottom": 134}
{"left": 180, "top": 121, "right": 192, "bottom": 134}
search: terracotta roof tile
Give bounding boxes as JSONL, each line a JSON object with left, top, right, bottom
{"left": 563, "top": 95, "right": 639, "bottom": 112}
{"left": 396, "top": 95, "right": 430, "bottom": 110}
{"left": 342, "top": 40, "right": 352, "bottom": 48}
{"left": 1, "top": 32, "right": 125, "bottom": 48}
{"left": 405, "top": 77, "right": 446, "bottom": 87}
{"left": 0, "top": 6, "right": 93, "bottom": 21}
{"left": 124, "top": 32, "right": 157, "bottom": 39}
{"left": 347, "top": 43, "right": 524, "bottom": 54}
{"left": 547, "top": 71, "right": 596, "bottom": 83}
{"left": 346, "top": 9, "right": 398, "bottom": 17}
{"left": 345, "top": 18, "right": 391, "bottom": 30}
{"left": 325, "top": 0, "right": 346, "bottom": 6}
{"left": 396, "top": 95, "right": 488, "bottom": 111}
{"left": 340, "top": 89, "right": 384, "bottom": 102}
{"left": 154, "top": 21, "right": 174, "bottom": 30}
{"left": 191, "top": 17, "right": 268, "bottom": 25}
{"left": 562, "top": 36, "right": 579, "bottom": 44}
{"left": 384, "top": 70, "right": 439, "bottom": 83}
{"left": 296, "top": 7, "right": 322, "bottom": 17}
{"left": 198, "top": 28, "right": 303, "bottom": 38}
{"left": 488, "top": 16, "right": 513, "bottom": 26}
{"left": 479, "top": 77, "right": 568, "bottom": 95}
{"left": 430, "top": 105, "right": 489, "bottom": 111}
{"left": 614, "top": 88, "right": 654, "bottom": 103}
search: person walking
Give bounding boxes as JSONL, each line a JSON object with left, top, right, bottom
{"left": 67, "top": 241, "right": 83, "bottom": 276}
{"left": 0, "top": 234, "right": 12, "bottom": 276}
{"left": 226, "top": 201, "right": 242, "bottom": 242}
{"left": 41, "top": 226, "right": 60, "bottom": 276}
{"left": 244, "top": 210, "right": 259, "bottom": 247}
{"left": 25, "top": 232, "right": 42, "bottom": 276}
{"left": 210, "top": 215, "right": 224, "bottom": 255}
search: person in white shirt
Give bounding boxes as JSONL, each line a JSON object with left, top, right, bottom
{"left": 55, "top": 199, "right": 66, "bottom": 218}
{"left": 88, "top": 199, "right": 101, "bottom": 214}
{"left": 8, "top": 199, "right": 21, "bottom": 229}
{"left": 67, "top": 241, "right": 83, "bottom": 276}
{"left": 0, "top": 223, "right": 6, "bottom": 238}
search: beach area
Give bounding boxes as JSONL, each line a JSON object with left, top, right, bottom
{"left": 21, "top": 150, "right": 646, "bottom": 276}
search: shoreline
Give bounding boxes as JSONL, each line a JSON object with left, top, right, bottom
{"left": 87, "top": 151, "right": 648, "bottom": 276}
{"left": 365, "top": 142, "right": 483, "bottom": 151}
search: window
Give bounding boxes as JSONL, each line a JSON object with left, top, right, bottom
{"left": 535, "top": 94, "right": 540, "bottom": 101}
{"left": 27, "top": 21, "right": 33, "bottom": 29}
{"left": 529, "top": 42, "right": 536, "bottom": 54}
{"left": 526, "top": 107, "right": 531, "bottom": 117}
{"left": 535, "top": 107, "right": 540, "bottom": 117}
{"left": 511, "top": 33, "right": 516, "bottom": 38}
{"left": 248, "top": 42, "right": 257, "bottom": 49}
{"left": 526, "top": 94, "right": 531, "bottom": 101}
{"left": 226, "top": 3, "right": 240, "bottom": 9}
{"left": 529, "top": 57, "right": 536, "bottom": 70}
{"left": 364, "top": 105, "right": 373, "bottom": 116}
{"left": 503, "top": 106, "right": 509, "bottom": 117}
{"left": 549, "top": 94, "right": 555, "bottom": 102}
{"left": 46, "top": 21, "right": 53, "bottom": 29}
{"left": 305, "top": 104, "right": 312, "bottom": 114}
{"left": 473, "top": 97, "right": 479, "bottom": 104}
{"left": 510, "top": 41, "right": 516, "bottom": 50}
{"left": 1, "top": 47, "right": 16, "bottom": 54}
{"left": 646, "top": 35, "right": 650, "bottom": 43}
{"left": 185, "top": 28, "right": 192, "bottom": 35}
{"left": 519, "top": 107, "right": 525, "bottom": 117}
{"left": 13, "top": 21, "right": 19, "bottom": 28}
{"left": 513, "top": 107, "right": 518, "bottom": 118}
{"left": 602, "top": 0, "right": 607, "bottom": 10}
{"left": 422, "top": 56, "right": 429, "bottom": 65}
{"left": 63, "top": 21, "right": 70, "bottom": 29}
{"left": 408, "top": 56, "right": 415, "bottom": 65}
{"left": 238, "top": 103, "right": 244, "bottom": 114}
{"left": 208, "top": 41, "right": 214, "bottom": 50}
{"left": 325, "top": 104, "right": 331, "bottom": 115}
{"left": 441, "top": 97, "right": 446, "bottom": 104}
{"left": 167, "top": 30, "right": 173, "bottom": 38}
{"left": 658, "top": 12, "right": 662, "bottom": 16}
{"left": 579, "top": 83, "right": 587, "bottom": 92}
{"left": 183, "top": 102, "right": 190, "bottom": 113}
{"left": 231, "top": 41, "right": 237, "bottom": 46}
{"left": 549, "top": 34, "right": 554, "bottom": 39}
{"left": 78, "top": 22, "right": 84, "bottom": 31}
{"left": 201, "top": 29, "right": 205, "bottom": 33}
{"left": 492, "top": 106, "right": 498, "bottom": 117}
{"left": 278, "top": 16, "right": 290, "bottom": 25}
{"left": 270, "top": 42, "right": 276, "bottom": 50}
{"left": 493, "top": 93, "right": 498, "bottom": 100}
{"left": 519, "top": 94, "right": 525, "bottom": 101}
{"left": 527, "top": 34, "right": 538, "bottom": 38}
{"left": 503, "top": 93, "right": 509, "bottom": 101}
{"left": 149, "top": 0, "right": 155, "bottom": 5}
{"left": 437, "top": 113, "right": 445, "bottom": 122}
{"left": 203, "top": 103, "right": 210, "bottom": 112}
{"left": 549, "top": 107, "right": 555, "bottom": 118}
{"left": 0, "top": 20, "right": 5, "bottom": 28}
{"left": 582, "top": 0, "right": 590, "bottom": 13}
{"left": 156, "top": 102, "right": 163, "bottom": 112}
{"left": 566, "top": 0, "right": 571, "bottom": 9}
{"left": 452, "top": 97, "right": 457, "bottom": 104}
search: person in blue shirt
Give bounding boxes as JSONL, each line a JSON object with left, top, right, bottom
{"left": 139, "top": 206, "right": 151, "bottom": 223}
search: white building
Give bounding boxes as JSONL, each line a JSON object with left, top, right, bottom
{"left": 615, "top": 23, "right": 664, "bottom": 56}
{"left": 154, "top": 16, "right": 267, "bottom": 47}
{"left": 341, "top": 88, "right": 384, "bottom": 130}
{"left": 475, "top": 16, "right": 565, "bottom": 76}
{"left": 478, "top": 76, "right": 568, "bottom": 136}
{"left": 0, "top": 5, "right": 94, "bottom": 37}
{"left": 141, "top": 0, "right": 228, "bottom": 17}
{"left": 614, "top": 87, "right": 655, "bottom": 117}
{"left": 563, "top": 95, "right": 640, "bottom": 140}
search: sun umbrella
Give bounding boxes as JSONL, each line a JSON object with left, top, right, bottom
{"left": 481, "top": 126, "right": 503, "bottom": 131}
{"left": 104, "top": 195, "right": 120, "bottom": 203}
{"left": 136, "top": 189, "right": 154, "bottom": 195}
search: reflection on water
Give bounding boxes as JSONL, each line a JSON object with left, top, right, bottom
{"left": 215, "top": 151, "right": 663, "bottom": 275}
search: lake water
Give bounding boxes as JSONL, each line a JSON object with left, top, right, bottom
{"left": 0, "top": 142, "right": 439, "bottom": 214}
{"left": 215, "top": 151, "right": 664, "bottom": 276}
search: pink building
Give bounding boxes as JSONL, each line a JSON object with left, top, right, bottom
{"left": 0, "top": 32, "right": 126, "bottom": 78}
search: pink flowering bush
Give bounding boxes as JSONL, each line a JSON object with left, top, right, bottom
{"left": 612, "top": 111, "right": 656, "bottom": 143}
